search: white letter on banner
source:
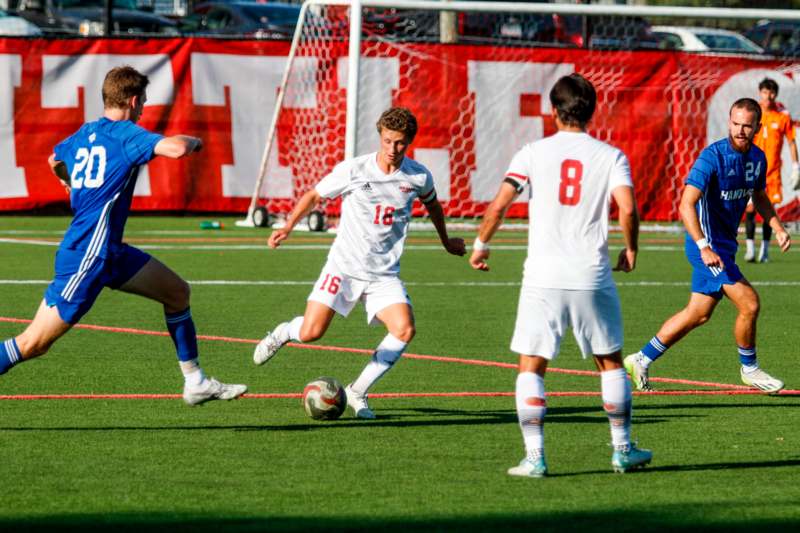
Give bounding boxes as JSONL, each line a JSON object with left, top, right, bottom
{"left": 337, "top": 57, "right": 399, "bottom": 156}
{"left": 191, "top": 53, "right": 316, "bottom": 198}
{"left": 42, "top": 54, "right": 173, "bottom": 196}
{"left": 0, "top": 55, "right": 27, "bottom": 199}
{"left": 468, "top": 61, "right": 574, "bottom": 202}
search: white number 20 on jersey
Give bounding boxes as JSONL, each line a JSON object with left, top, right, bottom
{"left": 71, "top": 146, "right": 107, "bottom": 189}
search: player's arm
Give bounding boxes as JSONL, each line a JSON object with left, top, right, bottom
{"left": 267, "top": 189, "right": 322, "bottom": 249}
{"left": 752, "top": 188, "right": 791, "bottom": 252}
{"left": 680, "top": 185, "right": 725, "bottom": 269}
{"left": 154, "top": 135, "right": 203, "bottom": 159}
{"left": 423, "top": 196, "right": 465, "bottom": 257}
{"left": 470, "top": 180, "right": 520, "bottom": 271}
{"left": 611, "top": 185, "right": 639, "bottom": 273}
{"left": 48, "top": 153, "right": 70, "bottom": 193}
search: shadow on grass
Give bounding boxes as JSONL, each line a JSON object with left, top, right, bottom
{"left": 2, "top": 509, "right": 798, "bottom": 532}
{"left": 0, "top": 404, "right": 679, "bottom": 432}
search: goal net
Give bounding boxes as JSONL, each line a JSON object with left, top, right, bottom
{"left": 241, "top": 0, "right": 800, "bottom": 228}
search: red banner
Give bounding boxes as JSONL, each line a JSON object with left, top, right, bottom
{"left": 0, "top": 38, "right": 797, "bottom": 220}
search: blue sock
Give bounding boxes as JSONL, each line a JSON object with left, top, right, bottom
{"left": 640, "top": 336, "right": 668, "bottom": 364}
{"left": 738, "top": 346, "right": 757, "bottom": 369}
{"left": 165, "top": 308, "right": 198, "bottom": 362}
{"left": 0, "top": 338, "right": 22, "bottom": 375}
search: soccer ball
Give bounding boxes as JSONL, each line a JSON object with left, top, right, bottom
{"left": 302, "top": 377, "right": 346, "bottom": 420}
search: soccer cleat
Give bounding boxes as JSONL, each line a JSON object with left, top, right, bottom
{"left": 253, "top": 323, "right": 288, "bottom": 365}
{"left": 183, "top": 377, "right": 247, "bottom": 406}
{"left": 740, "top": 367, "right": 784, "bottom": 394}
{"left": 344, "top": 384, "right": 376, "bottom": 419}
{"left": 612, "top": 444, "right": 653, "bottom": 473}
{"left": 507, "top": 456, "right": 548, "bottom": 478}
{"left": 624, "top": 352, "right": 654, "bottom": 392}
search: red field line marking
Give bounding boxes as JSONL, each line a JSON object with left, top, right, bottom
{"left": 1, "top": 389, "right": 798, "bottom": 401}
{"left": 0, "top": 316, "right": 755, "bottom": 392}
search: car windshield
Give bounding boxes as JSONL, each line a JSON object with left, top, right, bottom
{"left": 239, "top": 5, "right": 299, "bottom": 25}
{"left": 54, "top": 0, "right": 138, "bottom": 10}
{"left": 695, "top": 32, "right": 760, "bottom": 52}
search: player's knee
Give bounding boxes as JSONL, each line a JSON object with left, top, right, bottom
{"left": 175, "top": 279, "right": 191, "bottom": 307}
{"left": 393, "top": 324, "right": 415, "bottom": 343}
{"left": 741, "top": 299, "right": 760, "bottom": 319}
{"left": 298, "top": 323, "right": 325, "bottom": 343}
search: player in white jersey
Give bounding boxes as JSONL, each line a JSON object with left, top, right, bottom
{"left": 470, "top": 74, "right": 652, "bottom": 477}
{"left": 254, "top": 107, "right": 465, "bottom": 418}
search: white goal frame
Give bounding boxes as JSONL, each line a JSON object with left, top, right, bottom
{"left": 237, "top": 0, "right": 800, "bottom": 227}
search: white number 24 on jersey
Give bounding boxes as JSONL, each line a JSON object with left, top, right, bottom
{"left": 71, "top": 146, "right": 107, "bottom": 189}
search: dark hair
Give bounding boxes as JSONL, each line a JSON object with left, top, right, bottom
{"left": 730, "top": 97, "right": 762, "bottom": 125}
{"left": 102, "top": 66, "right": 149, "bottom": 109}
{"left": 758, "top": 77, "right": 779, "bottom": 94}
{"left": 376, "top": 107, "right": 418, "bottom": 142}
{"left": 549, "top": 73, "right": 596, "bottom": 128}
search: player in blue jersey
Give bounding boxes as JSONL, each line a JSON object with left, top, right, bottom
{"left": 0, "top": 66, "right": 247, "bottom": 405}
{"left": 625, "top": 98, "right": 791, "bottom": 394}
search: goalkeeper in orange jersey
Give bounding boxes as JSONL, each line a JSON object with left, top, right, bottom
{"left": 745, "top": 77, "right": 799, "bottom": 263}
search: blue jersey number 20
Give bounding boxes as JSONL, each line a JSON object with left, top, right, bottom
{"left": 71, "top": 146, "right": 107, "bottom": 189}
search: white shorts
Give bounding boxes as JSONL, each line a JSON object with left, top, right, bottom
{"left": 510, "top": 285, "right": 623, "bottom": 359}
{"left": 307, "top": 261, "right": 411, "bottom": 325}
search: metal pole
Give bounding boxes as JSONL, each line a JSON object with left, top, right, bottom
{"left": 344, "top": 0, "right": 362, "bottom": 159}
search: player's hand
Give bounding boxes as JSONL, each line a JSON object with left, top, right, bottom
{"left": 791, "top": 164, "right": 800, "bottom": 191}
{"left": 268, "top": 228, "right": 290, "bottom": 249}
{"left": 612, "top": 248, "right": 637, "bottom": 273}
{"left": 59, "top": 178, "right": 71, "bottom": 194}
{"left": 700, "top": 247, "right": 724, "bottom": 270}
{"left": 470, "top": 249, "right": 490, "bottom": 271}
{"left": 191, "top": 137, "right": 203, "bottom": 153}
{"left": 776, "top": 230, "right": 791, "bottom": 252}
{"left": 444, "top": 237, "right": 466, "bottom": 257}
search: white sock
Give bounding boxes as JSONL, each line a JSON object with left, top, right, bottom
{"left": 742, "top": 363, "right": 759, "bottom": 374}
{"left": 516, "top": 372, "right": 546, "bottom": 459}
{"left": 759, "top": 241, "right": 769, "bottom": 257}
{"left": 181, "top": 360, "right": 206, "bottom": 387}
{"left": 285, "top": 316, "right": 303, "bottom": 342}
{"left": 601, "top": 368, "right": 632, "bottom": 450}
{"left": 350, "top": 333, "right": 407, "bottom": 395}
{"left": 746, "top": 239, "right": 755, "bottom": 256}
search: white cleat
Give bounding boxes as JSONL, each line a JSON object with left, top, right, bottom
{"left": 741, "top": 367, "right": 784, "bottom": 394}
{"left": 507, "top": 456, "right": 548, "bottom": 478}
{"left": 183, "top": 377, "right": 247, "bottom": 406}
{"left": 254, "top": 323, "right": 288, "bottom": 365}
{"left": 344, "top": 384, "right": 376, "bottom": 419}
{"left": 624, "top": 352, "right": 654, "bottom": 392}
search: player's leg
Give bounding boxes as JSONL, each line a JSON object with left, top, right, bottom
{"left": 0, "top": 300, "right": 72, "bottom": 375}
{"left": 744, "top": 201, "right": 756, "bottom": 262}
{"left": 345, "top": 279, "right": 414, "bottom": 419}
{"left": 116, "top": 251, "right": 246, "bottom": 405}
{"left": 507, "top": 287, "right": 564, "bottom": 478}
{"left": 344, "top": 302, "right": 413, "bottom": 419}
{"left": 254, "top": 262, "right": 356, "bottom": 365}
{"left": 722, "top": 279, "right": 783, "bottom": 393}
{"left": 759, "top": 207, "right": 776, "bottom": 263}
{"left": 626, "top": 291, "right": 719, "bottom": 391}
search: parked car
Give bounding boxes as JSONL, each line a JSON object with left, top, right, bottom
{"left": 653, "top": 25, "right": 763, "bottom": 54}
{"left": 180, "top": 1, "right": 302, "bottom": 38}
{"left": 586, "top": 15, "right": 660, "bottom": 50}
{"left": 744, "top": 20, "right": 800, "bottom": 57}
{"left": 457, "top": 11, "right": 582, "bottom": 47}
{"left": 15, "top": 0, "right": 177, "bottom": 36}
{"left": 0, "top": 8, "right": 41, "bottom": 34}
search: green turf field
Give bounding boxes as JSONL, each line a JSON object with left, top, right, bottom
{"left": 0, "top": 216, "right": 798, "bottom": 531}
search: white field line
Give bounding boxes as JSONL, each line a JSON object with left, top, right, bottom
{"left": 2, "top": 279, "right": 800, "bottom": 288}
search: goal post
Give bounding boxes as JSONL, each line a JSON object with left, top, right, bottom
{"left": 239, "top": 0, "right": 800, "bottom": 229}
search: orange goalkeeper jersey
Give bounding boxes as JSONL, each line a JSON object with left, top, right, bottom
{"left": 754, "top": 107, "right": 795, "bottom": 173}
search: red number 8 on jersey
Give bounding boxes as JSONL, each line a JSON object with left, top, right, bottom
{"left": 558, "top": 159, "right": 583, "bottom": 206}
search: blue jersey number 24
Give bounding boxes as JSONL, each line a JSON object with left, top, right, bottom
{"left": 71, "top": 146, "right": 107, "bottom": 189}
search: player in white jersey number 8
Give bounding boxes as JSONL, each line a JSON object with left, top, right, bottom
{"left": 255, "top": 107, "right": 466, "bottom": 419}
{"left": 471, "top": 74, "right": 651, "bottom": 477}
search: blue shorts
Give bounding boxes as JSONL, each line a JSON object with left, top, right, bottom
{"left": 44, "top": 244, "right": 151, "bottom": 324}
{"left": 687, "top": 252, "right": 743, "bottom": 300}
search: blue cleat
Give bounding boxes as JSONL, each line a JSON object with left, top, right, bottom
{"left": 612, "top": 444, "right": 652, "bottom": 473}
{"left": 507, "top": 456, "right": 548, "bottom": 478}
